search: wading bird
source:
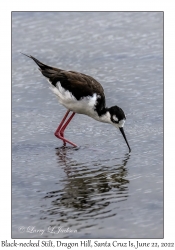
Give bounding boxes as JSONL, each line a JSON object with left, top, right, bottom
{"left": 22, "top": 53, "right": 131, "bottom": 152}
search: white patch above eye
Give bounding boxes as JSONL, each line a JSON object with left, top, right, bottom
{"left": 113, "top": 115, "right": 118, "bottom": 122}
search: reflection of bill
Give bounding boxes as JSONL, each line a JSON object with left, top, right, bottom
{"left": 48, "top": 226, "right": 77, "bottom": 234}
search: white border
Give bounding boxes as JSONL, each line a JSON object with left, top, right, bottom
{"left": 1, "top": 0, "right": 175, "bottom": 245}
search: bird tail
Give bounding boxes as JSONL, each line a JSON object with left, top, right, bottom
{"left": 21, "top": 53, "right": 64, "bottom": 87}
{"left": 21, "top": 53, "right": 53, "bottom": 71}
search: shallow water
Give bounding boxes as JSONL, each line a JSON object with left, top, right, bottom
{"left": 12, "top": 12, "right": 163, "bottom": 238}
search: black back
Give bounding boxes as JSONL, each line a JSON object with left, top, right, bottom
{"left": 24, "top": 54, "right": 106, "bottom": 115}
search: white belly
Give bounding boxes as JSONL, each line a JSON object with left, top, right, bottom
{"left": 50, "top": 82, "right": 100, "bottom": 119}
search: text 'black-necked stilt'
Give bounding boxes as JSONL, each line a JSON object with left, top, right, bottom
{"left": 22, "top": 53, "right": 131, "bottom": 152}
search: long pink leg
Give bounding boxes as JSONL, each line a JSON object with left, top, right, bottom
{"left": 54, "top": 110, "right": 77, "bottom": 147}
{"left": 54, "top": 110, "right": 70, "bottom": 146}
{"left": 60, "top": 112, "right": 75, "bottom": 137}
{"left": 59, "top": 112, "right": 75, "bottom": 146}
{"left": 54, "top": 110, "right": 70, "bottom": 136}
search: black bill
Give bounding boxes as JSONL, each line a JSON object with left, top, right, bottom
{"left": 119, "top": 127, "right": 131, "bottom": 153}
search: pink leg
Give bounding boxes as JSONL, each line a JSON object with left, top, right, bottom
{"left": 54, "top": 110, "right": 70, "bottom": 136}
{"left": 54, "top": 110, "right": 77, "bottom": 147}
{"left": 55, "top": 110, "right": 70, "bottom": 146}
{"left": 60, "top": 112, "right": 75, "bottom": 136}
{"left": 59, "top": 112, "right": 75, "bottom": 146}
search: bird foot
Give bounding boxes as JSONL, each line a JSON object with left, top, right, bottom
{"left": 54, "top": 132, "right": 78, "bottom": 147}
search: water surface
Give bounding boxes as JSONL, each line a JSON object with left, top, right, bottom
{"left": 12, "top": 12, "right": 163, "bottom": 238}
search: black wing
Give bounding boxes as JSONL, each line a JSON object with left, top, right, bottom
{"left": 23, "top": 54, "right": 106, "bottom": 112}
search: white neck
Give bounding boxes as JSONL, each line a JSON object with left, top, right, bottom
{"left": 90, "top": 111, "right": 111, "bottom": 124}
{"left": 90, "top": 110, "right": 125, "bottom": 129}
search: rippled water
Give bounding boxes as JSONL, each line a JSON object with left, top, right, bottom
{"left": 12, "top": 12, "right": 163, "bottom": 238}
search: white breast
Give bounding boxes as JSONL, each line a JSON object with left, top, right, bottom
{"left": 49, "top": 81, "right": 99, "bottom": 118}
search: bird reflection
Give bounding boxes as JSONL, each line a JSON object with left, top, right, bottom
{"left": 41, "top": 148, "right": 130, "bottom": 224}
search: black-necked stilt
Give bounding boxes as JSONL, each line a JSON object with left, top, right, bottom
{"left": 22, "top": 53, "right": 131, "bottom": 152}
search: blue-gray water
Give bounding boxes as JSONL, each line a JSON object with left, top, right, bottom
{"left": 12, "top": 12, "right": 163, "bottom": 238}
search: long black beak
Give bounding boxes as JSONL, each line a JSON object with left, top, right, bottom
{"left": 119, "top": 127, "right": 131, "bottom": 153}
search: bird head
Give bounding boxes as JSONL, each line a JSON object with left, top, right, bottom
{"left": 108, "top": 106, "right": 131, "bottom": 152}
